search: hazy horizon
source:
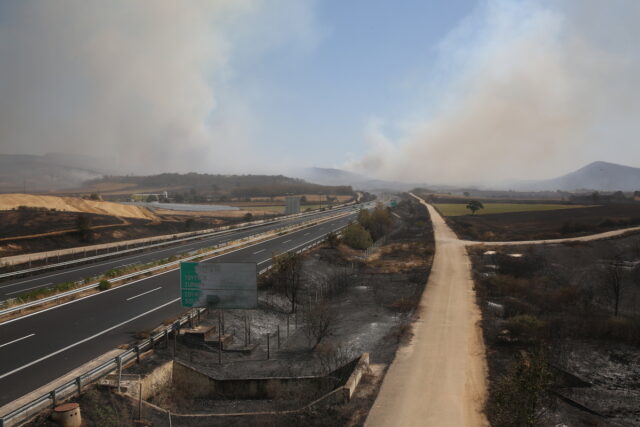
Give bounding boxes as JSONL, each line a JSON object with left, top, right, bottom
{"left": 1, "top": 1, "right": 639, "bottom": 185}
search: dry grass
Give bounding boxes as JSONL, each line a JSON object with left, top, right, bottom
{"left": 0, "top": 193, "right": 157, "bottom": 220}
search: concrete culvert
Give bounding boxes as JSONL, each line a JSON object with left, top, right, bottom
{"left": 51, "top": 403, "right": 81, "bottom": 427}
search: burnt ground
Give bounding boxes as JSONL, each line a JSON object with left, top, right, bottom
{"left": 0, "top": 208, "right": 239, "bottom": 258}
{"left": 444, "top": 204, "right": 640, "bottom": 242}
{"left": 470, "top": 232, "right": 640, "bottom": 426}
{"left": 30, "top": 197, "right": 435, "bottom": 426}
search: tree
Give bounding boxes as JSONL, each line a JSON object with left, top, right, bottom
{"left": 598, "top": 261, "right": 627, "bottom": 316}
{"left": 368, "top": 203, "right": 393, "bottom": 240}
{"left": 466, "top": 200, "right": 484, "bottom": 215}
{"left": 463, "top": 191, "right": 470, "bottom": 197}
{"left": 326, "top": 231, "right": 340, "bottom": 248}
{"left": 305, "top": 302, "right": 336, "bottom": 349}
{"left": 342, "top": 223, "right": 373, "bottom": 250}
{"left": 243, "top": 213, "right": 253, "bottom": 222}
{"left": 272, "top": 252, "right": 303, "bottom": 313}
{"left": 77, "top": 214, "right": 93, "bottom": 242}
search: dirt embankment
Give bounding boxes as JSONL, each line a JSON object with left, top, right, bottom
{"left": 0, "top": 193, "right": 157, "bottom": 220}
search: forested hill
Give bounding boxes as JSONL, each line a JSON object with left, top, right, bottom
{"left": 84, "top": 173, "right": 354, "bottom": 197}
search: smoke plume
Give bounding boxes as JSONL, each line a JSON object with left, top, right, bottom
{"left": 349, "top": 0, "right": 640, "bottom": 185}
{"left": 0, "top": 0, "right": 317, "bottom": 174}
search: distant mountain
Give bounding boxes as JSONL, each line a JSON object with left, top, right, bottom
{"left": 294, "top": 167, "right": 419, "bottom": 191}
{"left": 515, "top": 161, "right": 640, "bottom": 192}
{"left": 0, "top": 153, "right": 112, "bottom": 192}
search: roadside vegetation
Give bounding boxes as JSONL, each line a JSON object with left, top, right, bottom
{"left": 340, "top": 202, "right": 393, "bottom": 250}
{"left": 471, "top": 233, "right": 640, "bottom": 425}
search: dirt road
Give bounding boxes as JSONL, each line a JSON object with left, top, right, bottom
{"left": 366, "top": 195, "right": 488, "bottom": 427}
{"left": 464, "top": 225, "right": 640, "bottom": 246}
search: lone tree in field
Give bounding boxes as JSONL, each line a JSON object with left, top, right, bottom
{"left": 466, "top": 200, "right": 484, "bottom": 215}
{"left": 272, "top": 252, "right": 303, "bottom": 313}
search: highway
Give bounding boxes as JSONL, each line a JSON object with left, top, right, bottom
{"left": 0, "top": 212, "right": 355, "bottom": 407}
{"left": 0, "top": 206, "right": 357, "bottom": 300}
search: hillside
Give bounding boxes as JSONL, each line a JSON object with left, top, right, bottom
{"left": 0, "top": 194, "right": 157, "bottom": 220}
{"left": 295, "top": 167, "right": 418, "bottom": 191}
{"left": 83, "top": 173, "right": 354, "bottom": 198}
{"left": 515, "top": 161, "right": 640, "bottom": 191}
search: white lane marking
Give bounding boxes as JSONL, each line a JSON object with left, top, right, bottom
{"left": 253, "top": 249, "right": 265, "bottom": 255}
{"left": 304, "top": 233, "right": 310, "bottom": 236}
{"left": 126, "top": 287, "right": 162, "bottom": 301}
{"left": 0, "top": 298, "right": 180, "bottom": 380}
{"left": 0, "top": 215, "right": 354, "bottom": 327}
{"left": 0, "top": 333, "right": 35, "bottom": 349}
{"left": 282, "top": 240, "right": 292, "bottom": 244}
{"left": 6, "top": 283, "right": 53, "bottom": 296}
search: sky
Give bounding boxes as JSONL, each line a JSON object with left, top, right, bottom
{"left": 1, "top": 0, "right": 639, "bottom": 185}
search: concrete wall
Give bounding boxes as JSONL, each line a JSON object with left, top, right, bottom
{"left": 126, "top": 353, "right": 370, "bottom": 424}
{"left": 140, "top": 360, "right": 173, "bottom": 400}
{"left": 172, "top": 361, "right": 336, "bottom": 400}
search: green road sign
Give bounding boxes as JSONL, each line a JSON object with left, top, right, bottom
{"left": 180, "top": 262, "right": 257, "bottom": 309}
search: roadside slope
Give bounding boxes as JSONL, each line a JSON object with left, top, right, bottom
{"left": 0, "top": 193, "right": 156, "bottom": 220}
{"left": 366, "top": 195, "right": 488, "bottom": 427}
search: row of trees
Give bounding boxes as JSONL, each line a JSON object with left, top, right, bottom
{"left": 341, "top": 203, "right": 394, "bottom": 250}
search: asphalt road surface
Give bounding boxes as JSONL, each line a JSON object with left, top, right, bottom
{"left": 0, "top": 206, "right": 357, "bottom": 300}
{"left": 0, "top": 212, "right": 355, "bottom": 407}
{"left": 366, "top": 195, "right": 488, "bottom": 427}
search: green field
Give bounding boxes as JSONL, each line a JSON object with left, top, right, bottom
{"left": 434, "top": 203, "right": 587, "bottom": 217}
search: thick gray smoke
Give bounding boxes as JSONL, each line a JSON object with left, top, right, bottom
{"left": 349, "top": 0, "right": 640, "bottom": 185}
{"left": 0, "top": 0, "right": 317, "bottom": 174}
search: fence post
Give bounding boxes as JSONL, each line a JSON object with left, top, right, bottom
{"left": 277, "top": 325, "right": 281, "bottom": 349}
{"left": 117, "top": 356, "right": 122, "bottom": 393}
{"left": 76, "top": 377, "right": 82, "bottom": 397}
{"left": 50, "top": 389, "right": 56, "bottom": 407}
{"left": 267, "top": 333, "right": 270, "bottom": 360}
{"left": 135, "top": 346, "right": 140, "bottom": 364}
{"left": 218, "top": 311, "right": 222, "bottom": 365}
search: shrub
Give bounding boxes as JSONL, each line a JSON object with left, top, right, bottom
{"left": 56, "top": 281, "right": 75, "bottom": 292}
{"left": 326, "top": 231, "right": 340, "bottom": 248}
{"left": 98, "top": 280, "right": 112, "bottom": 291}
{"left": 505, "top": 315, "right": 548, "bottom": 342}
{"left": 487, "top": 349, "right": 554, "bottom": 427}
{"left": 342, "top": 223, "right": 373, "bottom": 250}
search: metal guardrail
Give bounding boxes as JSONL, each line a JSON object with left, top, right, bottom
{"left": 0, "top": 212, "right": 351, "bottom": 317}
{"left": 0, "top": 204, "right": 356, "bottom": 280}
{"left": 0, "top": 223, "right": 349, "bottom": 427}
{"left": 0, "top": 307, "right": 206, "bottom": 427}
